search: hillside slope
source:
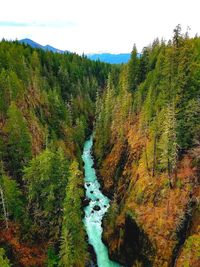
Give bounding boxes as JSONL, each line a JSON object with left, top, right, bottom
{"left": 94, "top": 27, "right": 200, "bottom": 267}
{"left": 0, "top": 40, "right": 111, "bottom": 266}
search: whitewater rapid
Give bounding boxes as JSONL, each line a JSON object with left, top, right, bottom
{"left": 82, "top": 136, "right": 121, "bottom": 267}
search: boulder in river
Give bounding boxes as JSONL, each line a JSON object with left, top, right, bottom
{"left": 82, "top": 198, "right": 90, "bottom": 207}
{"left": 86, "top": 183, "right": 90, "bottom": 187}
{"left": 93, "top": 205, "right": 101, "bottom": 211}
{"left": 90, "top": 191, "right": 94, "bottom": 194}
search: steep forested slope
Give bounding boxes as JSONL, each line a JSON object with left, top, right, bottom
{"left": 0, "top": 40, "right": 112, "bottom": 266}
{"left": 94, "top": 26, "right": 200, "bottom": 267}
{"left": 1, "top": 26, "right": 199, "bottom": 267}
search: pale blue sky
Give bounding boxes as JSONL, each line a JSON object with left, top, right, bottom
{"left": 0, "top": 0, "right": 199, "bottom": 54}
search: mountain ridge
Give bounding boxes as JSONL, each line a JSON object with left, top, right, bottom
{"left": 19, "top": 38, "right": 131, "bottom": 63}
{"left": 19, "top": 38, "right": 67, "bottom": 54}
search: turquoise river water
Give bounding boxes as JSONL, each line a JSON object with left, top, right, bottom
{"left": 82, "top": 136, "right": 122, "bottom": 267}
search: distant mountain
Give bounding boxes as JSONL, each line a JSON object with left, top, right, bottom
{"left": 19, "top": 39, "right": 131, "bottom": 63}
{"left": 87, "top": 53, "right": 131, "bottom": 64}
{"left": 19, "top": 38, "right": 66, "bottom": 53}
{"left": 19, "top": 38, "right": 44, "bottom": 49}
{"left": 43, "top": 44, "right": 65, "bottom": 54}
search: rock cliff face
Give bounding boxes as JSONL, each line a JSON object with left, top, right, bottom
{"left": 95, "top": 119, "right": 199, "bottom": 267}
{"left": 103, "top": 213, "right": 155, "bottom": 267}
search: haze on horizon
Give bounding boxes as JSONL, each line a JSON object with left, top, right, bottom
{"left": 0, "top": 0, "right": 199, "bottom": 54}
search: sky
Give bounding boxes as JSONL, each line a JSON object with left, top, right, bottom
{"left": 0, "top": 0, "right": 199, "bottom": 54}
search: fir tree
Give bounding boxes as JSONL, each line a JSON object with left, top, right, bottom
{"left": 59, "top": 161, "right": 88, "bottom": 267}
{"left": 5, "top": 102, "right": 32, "bottom": 180}
{"left": 127, "top": 44, "right": 139, "bottom": 92}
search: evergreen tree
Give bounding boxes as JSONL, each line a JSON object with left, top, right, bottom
{"left": 94, "top": 74, "right": 115, "bottom": 161}
{"left": 23, "top": 148, "right": 69, "bottom": 239}
{"left": 59, "top": 161, "right": 88, "bottom": 267}
{"left": 0, "top": 69, "right": 10, "bottom": 118}
{"left": 138, "top": 47, "right": 149, "bottom": 83}
{"left": 0, "top": 167, "right": 24, "bottom": 223}
{"left": 160, "top": 104, "right": 178, "bottom": 180}
{"left": 5, "top": 102, "right": 32, "bottom": 180}
{"left": 127, "top": 44, "right": 139, "bottom": 92}
{"left": 173, "top": 24, "right": 183, "bottom": 48}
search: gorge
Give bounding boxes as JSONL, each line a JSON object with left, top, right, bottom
{"left": 83, "top": 136, "right": 121, "bottom": 267}
{"left": 0, "top": 27, "right": 200, "bottom": 267}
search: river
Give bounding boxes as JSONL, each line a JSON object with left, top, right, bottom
{"left": 82, "top": 136, "right": 122, "bottom": 267}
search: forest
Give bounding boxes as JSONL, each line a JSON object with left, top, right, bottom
{"left": 0, "top": 25, "right": 200, "bottom": 267}
{"left": 94, "top": 25, "right": 200, "bottom": 267}
{"left": 0, "top": 39, "right": 112, "bottom": 266}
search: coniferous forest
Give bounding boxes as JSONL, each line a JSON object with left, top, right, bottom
{"left": 0, "top": 39, "right": 112, "bottom": 266}
{"left": 0, "top": 26, "right": 200, "bottom": 267}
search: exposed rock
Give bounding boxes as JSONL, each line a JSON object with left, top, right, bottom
{"left": 93, "top": 205, "right": 101, "bottom": 211}
{"left": 103, "top": 214, "right": 154, "bottom": 267}
{"left": 86, "top": 244, "right": 98, "bottom": 267}
{"left": 82, "top": 198, "right": 90, "bottom": 207}
{"left": 171, "top": 199, "right": 196, "bottom": 266}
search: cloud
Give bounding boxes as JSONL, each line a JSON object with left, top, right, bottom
{"left": 0, "top": 0, "right": 199, "bottom": 54}
{"left": 0, "top": 21, "right": 29, "bottom": 27}
{"left": 0, "top": 20, "right": 76, "bottom": 28}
